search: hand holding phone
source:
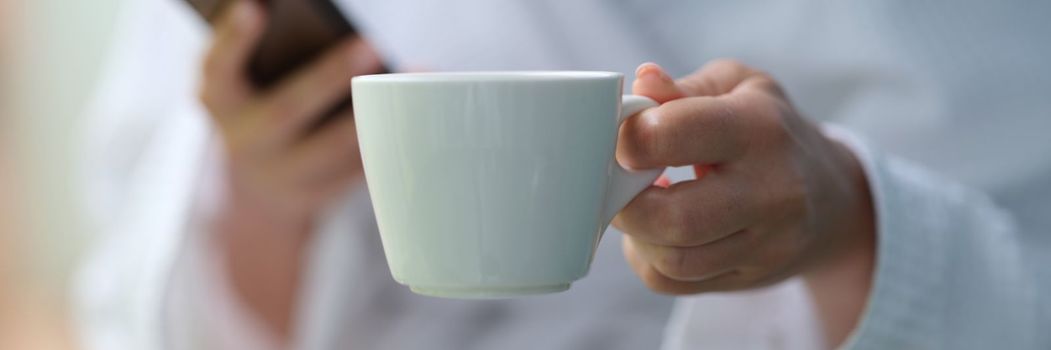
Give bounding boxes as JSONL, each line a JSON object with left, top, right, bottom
{"left": 192, "top": 1, "right": 381, "bottom": 336}
{"left": 185, "top": 0, "right": 388, "bottom": 119}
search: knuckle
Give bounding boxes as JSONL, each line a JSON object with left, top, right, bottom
{"left": 716, "top": 59, "right": 755, "bottom": 80}
{"left": 310, "top": 64, "right": 344, "bottom": 93}
{"left": 677, "top": 76, "right": 713, "bottom": 96}
{"left": 653, "top": 247, "right": 697, "bottom": 280}
{"left": 222, "top": 147, "right": 256, "bottom": 170}
{"left": 708, "top": 101, "right": 739, "bottom": 133}
{"left": 198, "top": 85, "right": 222, "bottom": 111}
{"left": 618, "top": 188, "right": 658, "bottom": 233}
{"left": 201, "top": 52, "right": 227, "bottom": 80}
{"left": 323, "top": 131, "right": 352, "bottom": 151}
{"left": 739, "top": 229, "right": 764, "bottom": 247}
{"left": 728, "top": 91, "right": 764, "bottom": 118}
{"left": 660, "top": 204, "right": 698, "bottom": 246}
{"left": 732, "top": 93, "right": 788, "bottom": 146}
{"left": 641, "top": 267, "right": 685, "bottom": 295}
{"left": 752, "top": 71, "right": 787, "bottom": 98}
{"left": 710, "top": 270, "right": 749, "bottom": 291}
{"left": 327, "top": 52, "right": 354, "bottom": 78}
{"left": 706, "top": 58, "right": 746, "bottom": 72}
{"left": 222, "top": 130, "right": 255, "bottom": 157}
{"left": 621, "top": 112, "right": 665, "bottom": 168}
{"left": 197, "top": 87, "right": 215, "bottom": 109}
{"left": 708, "top": 103, "right": 749, "bottom": 156}
{"left": 757, "top": 238, "right": 795, "bottom": 268}
{"left": 763, "top": 108, "right": 793, "bottom": 147}
{"left": 710, "top": 188, "right": 747, "bottom": 233}
{"left": 315, "top": 48, "right": 356, "bottom": 89}
{"left": 740, "top": 265, "right": 779, "bottom": 288}
{"left": 610, "top": 215, "right": 628, "bottom": 232}
{"left": 265, "top": 95, "right": 302, "bottom": 122}
{"left": 224, "top": 148, "right": 252, "bottom": 167}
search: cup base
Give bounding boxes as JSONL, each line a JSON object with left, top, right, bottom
{"left": 409, "top": 283, "right": 571, "bottom": 299}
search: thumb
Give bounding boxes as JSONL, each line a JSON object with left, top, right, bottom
{"left": 631, "top": 62, "right": 686, "bottom": 104}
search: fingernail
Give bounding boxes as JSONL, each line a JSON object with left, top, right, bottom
{"left": 635, "top": 62, "right": 672, "bottom": 83}
{"left": 635, "top": 62, "right": 659, "bottom": 79}
{"left": 654, "top": 175, "right": 672, "bottom": 188}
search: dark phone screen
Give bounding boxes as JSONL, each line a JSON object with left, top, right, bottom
{"left": 183, "top": 0, "right": 361, "bottom": 87}
{"left": 248, "top": 0, "right": 358, "bottom": 87}
{"left": 183, "top": 0, "right": 386, "bottom": 122}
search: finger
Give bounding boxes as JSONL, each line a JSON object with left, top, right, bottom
{"left": 632, "top": 62, "right": 686, "bottom": 104}
{"left": 281, "top": 113, "right": 362, "bottom": 185}
{"left": 251, "top": 39, "right": 380, "bottom": 144}
{"left": 617, "top": 94, "right": 750, "bottom": 169}
{"left": 631, "top": 63, "right": 722, "bottom": 180}
{"left": 623, "top": 238, "right": 741, "bottom": 295}
{"left": 625, "top": 230, "right": 756, "bottom": 281}
{"left": 693, "top": 164, "right": 713, "bottom": 179}
{"left": 612, "top": 173, "right": 755, "bottom": 247}
{"left": 304, "top": 152, "right": 367, "bottom": 207}
{"left": 674, "top": 59, "right": 765, "bottom": 97}
{"left": 325, "top": 151, "right": 367, "bottom": 189}
{"left": 632, "top": 59, "right": 768, "bottom": 103}
{"left": 199, "top": 0, "right": 265, "bottom": 115}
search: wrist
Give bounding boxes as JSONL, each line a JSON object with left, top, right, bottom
{"left": 206, "top": 198, "right": 316, "bottom": 342}
{"left": 211, "top": 199, "right": 314, "bottom": 239}
{"left": 802, "top": 237, "right": 874, "bottom": 348}
{"left": 802, "top": 138, "right": 877, "bottom": 347}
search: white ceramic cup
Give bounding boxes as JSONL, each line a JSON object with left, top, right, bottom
{"left": 352, "top": 71, "right": 661, "bottom": 298}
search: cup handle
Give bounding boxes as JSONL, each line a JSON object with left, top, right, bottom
{"left": 600, "top": 95, "right": 664, "bottom": 226}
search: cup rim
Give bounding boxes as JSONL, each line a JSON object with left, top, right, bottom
{"left": 352, "top": 71, "right": 623, "bottom": 83}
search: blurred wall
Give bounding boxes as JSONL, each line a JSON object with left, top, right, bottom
{"left": 2, "top": 0, "right": 126, "bottom": 348}
{"left": 8, "top": 0, "right": 125, "bottom": 288}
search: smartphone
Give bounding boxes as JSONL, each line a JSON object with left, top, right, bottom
{"left": 184, "top": 0, "right": 386, "bottom": 121}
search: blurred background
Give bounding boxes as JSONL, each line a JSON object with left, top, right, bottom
{"left": 2, "top": 0, "right": 124, "bottom": 348}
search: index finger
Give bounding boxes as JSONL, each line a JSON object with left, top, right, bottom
{"left": 612, "top": 173, "right": 756, "bottom": 247}
{"left": 674, "top": 59, "right": 771, "bottom": 97}
{"left": 616, "top": 95, "right": 750, "bottom": 169}
{"left": 199, "top": 1, "right": 265, "bottom": 115}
